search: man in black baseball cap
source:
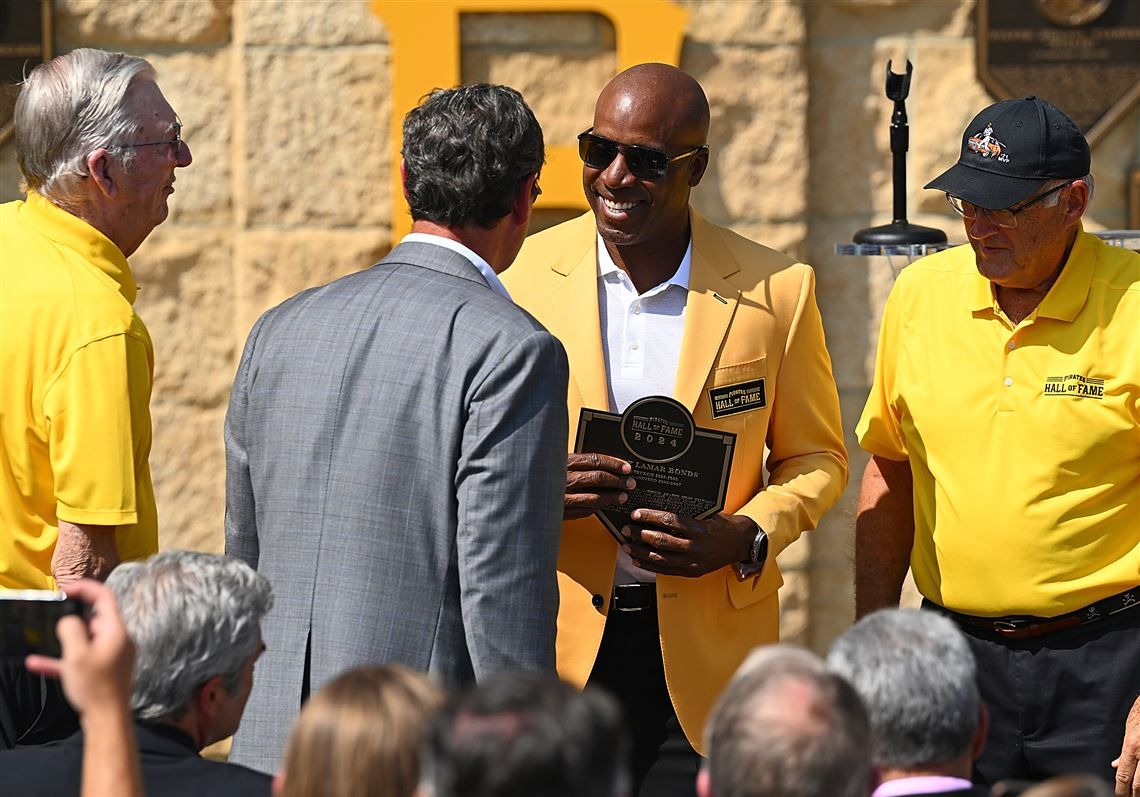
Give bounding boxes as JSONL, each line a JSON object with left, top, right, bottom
{"left": 853, "top": 95, "right": 1140, "bottom": 793}
{"left": 925, "top": 95, "right": 1090, "bottom": 209}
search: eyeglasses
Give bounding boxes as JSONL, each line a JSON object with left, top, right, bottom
{"left": 946, "top": 181, "right": 1073, "bottom": 228}
{"left": 577, "top": 129, "right": 707, "bottom": 181}
{"left": 111, "top": 121, "right": 183, "bottom": 158}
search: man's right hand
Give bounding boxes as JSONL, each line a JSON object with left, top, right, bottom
{"left": 564, "top": 453, "right": 635, "bottom": 520}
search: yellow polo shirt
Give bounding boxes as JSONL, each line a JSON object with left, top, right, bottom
{"left": 1, "top": 192, "right": 158, "bottom": 589}
{"left": 857, "top": 229, "right": 1140, "bottom": 617}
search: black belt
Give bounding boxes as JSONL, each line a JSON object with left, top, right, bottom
{"left": 926, "top": 587, "right": 1140, "bottom": 641}
{"left": 611, "top": 583, "right": 656, "bottom": 613}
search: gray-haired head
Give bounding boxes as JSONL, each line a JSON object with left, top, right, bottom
{"left": 827, "top": 609, "right": 979, "bottom": 770}
{"left": 401, "top": 83, "right": 544, "bottom": 230}
{"left": 106, "top": 550, "right": 273, "bottom": 722}
{"left": 14, "top": 47, "right": 155, "bottom": 209}
{"left": 703, "top": 644, "right": 872, "bottom": 797}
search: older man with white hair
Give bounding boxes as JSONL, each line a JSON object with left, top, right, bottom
{"left": 0, "top": 551, "right": 273, "bottom": 796}
{"left": 1, "top": 46, "right": 192, "bottom": 746}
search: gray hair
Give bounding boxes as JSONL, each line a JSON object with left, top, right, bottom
{"left": 827, "top": 609, "right": 979, "bottom": 770}
{"left": 1040, "top": 173, "right": 1095, "bottom": 208}
{"left": 704, "top": 644, "right": 872, "bottom": 797}
{"left": 14, "top": 47, "right": 155, "bottom": 208}
{"left": 106, "top": 550, "right": 273, "bottom": 722}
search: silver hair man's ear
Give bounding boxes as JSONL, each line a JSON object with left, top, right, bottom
{"left": 1039, "top": 173, "right": 1096, "bottom": 210}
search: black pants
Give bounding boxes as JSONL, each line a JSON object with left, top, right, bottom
{"left": 587, "top": 604, "right": 702, "bottom": 797}
{"left": 936, "top": 602, "right": 1140, "bottom": 785}
{"left": 0, "top": 659, "right": 78, "bottom": 749}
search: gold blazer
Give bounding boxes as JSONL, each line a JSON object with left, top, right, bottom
{"left": 503, "top": 209, "right": 848, "bottom": 751}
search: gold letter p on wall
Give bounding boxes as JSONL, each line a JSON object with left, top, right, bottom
{"left": 372, "top": 0, "right": 689, "bottom": 243}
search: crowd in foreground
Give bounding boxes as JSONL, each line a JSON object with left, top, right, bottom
{"left": 0, "top": 550, "right": 1125, "bottom": 797}
{"left": 2, "top": 41, "right": 1137, "bottom": 797}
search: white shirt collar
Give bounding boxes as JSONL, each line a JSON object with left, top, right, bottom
{"left": 401, "top": 232, "right": 511, "bottom": 300}
{"left": 596, "top": 233, "right": 692, "bottom": 294}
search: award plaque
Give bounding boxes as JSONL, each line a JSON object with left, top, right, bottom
{"left": 574, "top": 396, "right": 735, "bottom": 544}
{"left": 976, "top": 0, "right": 1140, "bottom": 146}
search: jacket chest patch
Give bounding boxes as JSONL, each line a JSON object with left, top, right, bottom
{"left": 709, "top": 379, "right": 766, "bottom": 418}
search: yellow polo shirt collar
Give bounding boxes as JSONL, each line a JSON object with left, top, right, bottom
{"left": 1037, "top": 226, "right": 1095, "bottom": 322}
{"left": 21, "top": 191, "right": 137, "bottom": 305}
{"left": 967, "top": 224, "right": 1095, "bottom": 321}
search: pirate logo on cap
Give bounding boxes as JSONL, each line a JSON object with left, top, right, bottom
{"left": 967, "top": 124, "right": 1009, "bottom": 162}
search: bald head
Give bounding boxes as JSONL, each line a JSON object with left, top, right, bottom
{"left": 582, "top": 64, "right": 711, "bottom": 268}
{"left": 595, "top": 63, "right": 710, "bottom": 144}
{"left": 702, "top": 646, "right": 873, "bottom": 797}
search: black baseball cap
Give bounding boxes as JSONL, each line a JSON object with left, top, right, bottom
{"left": 924, "top": 96, "right": 1090, "bottom": 210}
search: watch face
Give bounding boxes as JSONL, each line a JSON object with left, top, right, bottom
{"left": 753, "top": 530, "right": 769, "bottom": 564}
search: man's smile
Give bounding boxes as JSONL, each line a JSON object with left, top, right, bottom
{"left": 601, "top": 197, "right": 639, "bottom": 211}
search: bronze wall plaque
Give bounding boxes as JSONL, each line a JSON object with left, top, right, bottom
{"left": 0, "top": 0, "right": 53, "bottom": 146}
{"left": 977, "top": 0, "right": 1140, "bottom": 145}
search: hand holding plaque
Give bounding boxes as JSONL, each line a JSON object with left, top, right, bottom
{"left": 574, "top": 396, "right": 735, "bottom": 544}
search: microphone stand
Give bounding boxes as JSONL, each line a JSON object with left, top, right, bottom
{"left": 853, "top": 60, "right": 947, "bottom": 246}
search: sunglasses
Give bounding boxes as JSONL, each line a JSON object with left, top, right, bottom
{"left": 577, "top": 128, "right": 707, "bottom": 181}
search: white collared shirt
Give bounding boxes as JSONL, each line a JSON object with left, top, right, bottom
{"left": 401, "top": 232, "right": 511, "bottom": 301}
{"left": 597, "top": 233, "right": 692, "bottom": 583}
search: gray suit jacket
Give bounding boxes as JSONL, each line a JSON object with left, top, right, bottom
{"left": 224, "top": 241, "right": 568, "bottom": 774}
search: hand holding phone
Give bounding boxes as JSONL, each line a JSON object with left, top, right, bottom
{"left": 26, "top": 580, "right": 142, "bottom": 797}
{"left": 24, "top": 580, "right": 135, "bottom": 716}
{"left": 0, "top": 589, "right": 82, "bottom": 659}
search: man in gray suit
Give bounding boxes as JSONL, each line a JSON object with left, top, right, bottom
{"left": 224, "top": 83, "right": 569, "bottom": 774}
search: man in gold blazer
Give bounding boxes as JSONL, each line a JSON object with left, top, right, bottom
{"left": 502, "top": 64, "right": 848, "bottom": 797}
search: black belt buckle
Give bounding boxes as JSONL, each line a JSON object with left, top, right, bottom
{"left": 611, "top": 583, "right": 656, "bottom": 613}
{"left": 992, "top": 618, "right": 1029, "bottom": 635}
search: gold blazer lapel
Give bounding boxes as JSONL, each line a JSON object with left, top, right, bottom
{"left": 548, "top": 236, "right": 609, "bottom": 416}
{"left": 674, "top": 212, "right": 741, "bottom": 413}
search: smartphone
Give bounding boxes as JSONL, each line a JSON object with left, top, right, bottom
{"left": 0, "top": 590, "right": 83, "bottom": 660}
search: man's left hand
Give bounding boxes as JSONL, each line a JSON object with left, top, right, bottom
{"left": 1113, "top": 694, "right": 1140, "bottom": 796}
{"left": 620, "top": 509, "right": 755, "bottom": 577}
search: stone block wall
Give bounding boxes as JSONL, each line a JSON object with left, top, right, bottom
{"left": 2, "top": 0, "right": 1137, "bottom": 653}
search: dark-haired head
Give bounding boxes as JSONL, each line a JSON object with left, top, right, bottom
{"left": 421, "top": 671, "right": 629, "bottom": 797}
{"left": 402, "top": 84, "right": 544, "bottom": 230}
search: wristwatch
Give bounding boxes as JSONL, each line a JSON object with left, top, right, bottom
{"left": 734, "top": 522, "right": 769, "bottom": 579}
